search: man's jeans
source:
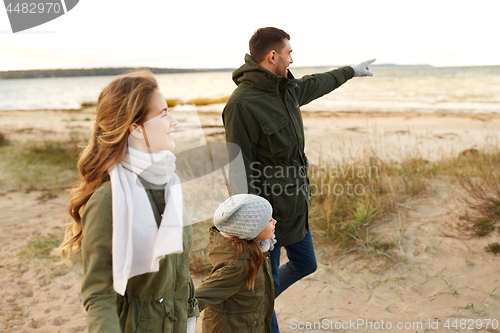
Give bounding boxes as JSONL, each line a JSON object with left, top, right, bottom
{"left": 269, "top": 228, "right": 317, "bottom": 333}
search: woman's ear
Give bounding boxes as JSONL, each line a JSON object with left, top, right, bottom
{"left": 128, "top": 123, "right": 144, "bottom": 139}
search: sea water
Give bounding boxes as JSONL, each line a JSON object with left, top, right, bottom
{"left": 0, "top": 66, "right": 499, "bottom": 113}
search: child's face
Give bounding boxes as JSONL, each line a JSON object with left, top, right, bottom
{"left": 255, "top": 217, "right": 277, "bottom": 242}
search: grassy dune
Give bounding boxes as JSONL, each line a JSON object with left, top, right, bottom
{"left": 1, "top": 128, "right": 499, "bottom": 275}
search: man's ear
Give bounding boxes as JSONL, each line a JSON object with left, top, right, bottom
{"left": 267, "top": 50, "right": 277, "bottom": 65}
{"left": 129, "top": 123, "right": 144, "bottom": 139}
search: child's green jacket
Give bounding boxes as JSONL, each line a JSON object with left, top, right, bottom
{"left": 195, "top": 226, "right": 274, "bottom": 333}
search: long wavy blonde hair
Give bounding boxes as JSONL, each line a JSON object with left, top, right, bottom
{"left": 59, "top": 70, "right": 159, "bottom": 262}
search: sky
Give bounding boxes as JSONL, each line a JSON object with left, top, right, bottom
{"left": 0, "top": 0, "right": 499, "bottom": 71}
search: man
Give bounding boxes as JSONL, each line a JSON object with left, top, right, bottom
{"left": 223, "top": 27, "right": 374, "bottom": 332}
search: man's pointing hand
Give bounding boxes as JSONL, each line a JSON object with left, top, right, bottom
{"left": 351, "top": 59, "right": 376, "bottom": 77}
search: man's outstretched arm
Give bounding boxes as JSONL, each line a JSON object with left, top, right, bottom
{"left": 295, "top": 59, "right": 375, "bottom": 107}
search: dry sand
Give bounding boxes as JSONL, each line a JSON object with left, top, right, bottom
{"left": 1, "top": 109, "right": 500, "bottom": 332}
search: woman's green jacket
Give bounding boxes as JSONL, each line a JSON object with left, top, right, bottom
{"left": 81, "top": 180, "right": 199, "bottom": 333}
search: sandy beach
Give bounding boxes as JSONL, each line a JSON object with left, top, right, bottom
{"left": 1, "top": 109, "right": 500, "bottom": 332}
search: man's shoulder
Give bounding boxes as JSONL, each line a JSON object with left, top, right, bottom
{"left": 226, "top": 83, "right": 253, "bottom": 106}
{"left": 225, "top": 82, "right": 277, "bottom": 111}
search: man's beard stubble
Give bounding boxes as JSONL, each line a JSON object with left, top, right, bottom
{"left": 276, "top": 57, "right": 288, "bottom": 77}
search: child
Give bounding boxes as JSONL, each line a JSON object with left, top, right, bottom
{"left": 195, "top": 194, "right": 277, "bottom": 333}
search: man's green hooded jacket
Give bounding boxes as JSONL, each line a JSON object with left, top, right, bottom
{"left": 223, "top": 54, "right": 354, "bottom": 247}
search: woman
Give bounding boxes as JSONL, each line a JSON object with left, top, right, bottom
{"left": 59, "top": 70, "right": 199, "bottom": 332}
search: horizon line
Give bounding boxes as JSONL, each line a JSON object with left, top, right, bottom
{"left": 2, "top": 63, "right": 500, "bottom": 73}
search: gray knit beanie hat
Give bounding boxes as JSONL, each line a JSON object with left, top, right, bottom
{"left": 213, "top": 194, "right": 273, "bottom": 240}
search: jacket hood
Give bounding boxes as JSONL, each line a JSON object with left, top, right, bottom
{"left": 232, "top": 54, "right": 295, "bottom": 93}
{"left": 206, "top": 226, "right": 250, "bottom": 266}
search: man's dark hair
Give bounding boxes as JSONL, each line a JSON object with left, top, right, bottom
{"left": 249, "top": 27, "right": 290, "bottom": 64}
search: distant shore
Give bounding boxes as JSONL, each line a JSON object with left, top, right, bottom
{"left": 6, "top": 63, "right": 500, "bottom": 81}
{"left": 0, "top": 67, "right": 235, "bottom": 80}
{"left": 0, "top": 64, "right": 444, "bottom": 80}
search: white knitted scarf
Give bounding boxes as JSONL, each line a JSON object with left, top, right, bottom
{"left": 109, "top": 147, "right": 184, "bottom": 296}
{"left": 260, "top": 236, "right": 277, "bottom": 252}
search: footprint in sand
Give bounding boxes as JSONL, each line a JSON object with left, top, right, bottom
{"left": 51, "top": 316, "right": 70, "bottom": 326}
{"left": 413, "top": 240, "right": 428, "bottom": 256}
{"left": 27, "top": 317, "right": 47, "bottom": 329}
{"left": 9, "top": 305, "right": 22, "bottom": 312}
{"left": 21, "top": 289, "right": 33, "bottom": 297}
{"left": 386, "top": 302, "right": 407, "bottom": 313}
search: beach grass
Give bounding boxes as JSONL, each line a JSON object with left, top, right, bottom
{"left": 80, "top": 97, "right": 229, "bottom": 109}
{"left": 308, "top": 142, "right": 500, "bottom": 258}
{"left": 80, "top": 101, "right": 96, "bottom": 108}
{"left": 0, "top": 132, "right": 84, "bottom": 192}
{"left": 455, "top": 163, "right": 500, "bottom": 237}
{"left": 308, "top": 154, "right": 431, "bottom": 258}
{"left": 166, "top": 99, "right": 178, "bottom": 108}
{"left": 20, "top": 232, "right": 68, "bottom": 261}
{"left": 21, "top": 138, "right": 81, "bottom": 169}
{"left": 187, "top": 96, "right": 229, "bottom": 106}
{"left": 485, "top": 242, "right": 500, "bottom": 254}
{"left": 81, "top": 99, "right": 181, "bottom": 108}
{"left": 17, "top": 231, "right": 82, "bottom": 283}
{"left": 0, "top": 131, "right": 10, "bottom": 147}
{"left": 425, "top": 145, "right": 500, "bottom": 237}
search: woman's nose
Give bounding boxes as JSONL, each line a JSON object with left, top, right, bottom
{"left": 169, "top": 114, "right": 178, "bottom": 127}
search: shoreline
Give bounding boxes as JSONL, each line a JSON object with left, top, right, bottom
{"left": 1, "top": 109, "right": 499, "bottom": 160}
{"left": 2, "top": 108, "right": 500, "bottom": 116}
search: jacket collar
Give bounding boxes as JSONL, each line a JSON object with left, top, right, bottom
{"left": 232, "top": 54, "right": 295, "bottom": 94}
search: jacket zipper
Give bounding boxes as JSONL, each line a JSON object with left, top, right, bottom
{"left": 279, "top": 92, "right": 301, "bottom": 147}
{"left": 280, "top": 91, "right": 311, "bottom": 207}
